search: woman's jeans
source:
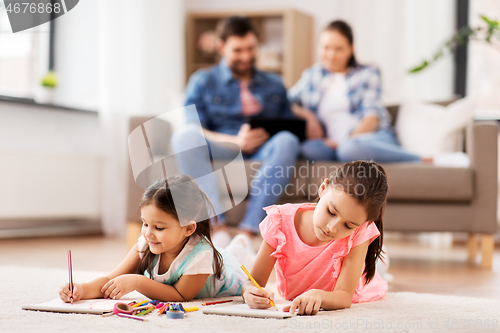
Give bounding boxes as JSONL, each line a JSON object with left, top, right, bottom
{"left": 300, "top": 128, "right": 422, "bottom": 163}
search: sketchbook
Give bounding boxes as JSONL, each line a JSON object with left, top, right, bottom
{"left": 22, "top": 297, "right": 144, "bottom": 315}
{"left": 202, "top": 303, "right": 294, "bottom": 319}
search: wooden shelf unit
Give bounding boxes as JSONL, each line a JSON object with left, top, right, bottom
{"left": 186, "top": 9, "right": 314, "bottom": 88}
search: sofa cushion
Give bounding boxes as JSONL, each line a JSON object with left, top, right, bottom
{"left": 223, "top": 161, "right": 473, "bottom": 203}
{"left": 394, "top": 97, "right": 476, "bottom": 157}
{"left": 306, "top": 162, "right": 473, "bottom": 202}
{"left": 382, "top": 163, "right": 473, "bottom": 202}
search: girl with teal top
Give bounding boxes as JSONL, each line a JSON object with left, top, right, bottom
{"left": 59, "top": 174, "right": 249, "bottom": 302}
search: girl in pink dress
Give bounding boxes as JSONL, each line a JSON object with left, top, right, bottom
{"left": 241, "top": 160, "right": 389, "bottom": 315}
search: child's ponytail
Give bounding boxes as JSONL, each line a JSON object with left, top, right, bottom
{"left": 363, "top": 205, "right": 387, "bottom": 285}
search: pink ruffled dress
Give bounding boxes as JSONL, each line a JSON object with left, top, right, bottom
{"left": 259, "top": 203, "right": 388, "bottom": 303}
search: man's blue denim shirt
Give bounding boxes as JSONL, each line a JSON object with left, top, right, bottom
{"left": 184, "top": 59, "right": 295, "bottom": 136}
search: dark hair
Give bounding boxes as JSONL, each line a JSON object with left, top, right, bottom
{"left": 324, "top": 20, "right": 357, "bottom": 68}
{"left": 135, "top": 174, "right": 223, "bottom": 283}
{"left": 216, "top": 16, "right": 258, "bottom": 42}
{"left": 325, "top": 160, "right": 388, "bottom": 285}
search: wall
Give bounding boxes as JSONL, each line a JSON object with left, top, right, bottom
{"left": 0, "top": 102, "right": 102, "bottom": 234}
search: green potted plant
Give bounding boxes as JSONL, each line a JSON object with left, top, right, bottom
{"left": 409, "top": 15, "right": 499, "bottom": 73}
{"left": 34, "top": 70, "right": 58, "bottom": 104}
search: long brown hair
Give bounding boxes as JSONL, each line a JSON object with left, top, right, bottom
{"left": 327, "top": 160, "right": 388, "bottom": 285}
{"left": 135, "top": 174, "right": 223, "bottom": 282}
{"left": 324, "top": 20, "right": 357, "bottom": 68}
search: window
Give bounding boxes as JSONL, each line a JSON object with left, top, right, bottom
{"left": 0, "top": 1, "right": 50, "bottom": 100}
{"left": 467, "top": 0, "right": 500, "bottom": 110}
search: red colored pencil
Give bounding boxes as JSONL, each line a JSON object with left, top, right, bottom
{"left": 201, "top": 299, "right": 233, "bottom": 306}
{"left": 68, "top": 250, "right": 73, "bottom": 305}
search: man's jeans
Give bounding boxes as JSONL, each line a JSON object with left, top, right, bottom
{"left": 171, "top": 124, "right": 300, "bottom": 234}
{"left": 300, "top": 128, "right": 422, "bottom": 163}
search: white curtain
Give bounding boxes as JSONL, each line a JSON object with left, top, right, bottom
{"left": 97, "top": 0, "right": 185, "bottom": 237}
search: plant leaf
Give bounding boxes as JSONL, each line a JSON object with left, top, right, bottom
{"left": 409, "top": 61, "right": 428, "bottom": 73}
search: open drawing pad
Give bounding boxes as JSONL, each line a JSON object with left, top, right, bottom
{"left": 22, "top": 298, "right": 143, "bottom": 315}
{"left": 202, "top": 303, "right": 294, "bottom": 319}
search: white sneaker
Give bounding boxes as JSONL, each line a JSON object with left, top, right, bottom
{"left": 377, "top": 244, "right": 394, "bottom": 283}
{"left": 212, "top": 229, "right": 233, "bottom": 248}
{"left": 233, "top": 233, "right": 257, "bottom": 256}
{"left": 225, "top": 234, "right": 257, "bottom": 271}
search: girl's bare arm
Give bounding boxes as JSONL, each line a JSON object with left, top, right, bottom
{"left": 241, "top": 240, "right": 277, "bottom": 307}
{"left": 99, "top": 245, "right": 211, "bottom": 301}
{"left": 284, "top": 239, "right": 370, "bottom": 314}
{"left": 132, "top": 273, "right": 210, "bottom": 301}
{"left": 323, "top": 239, "right": 370, "bottom": 309}
{"left": 60, "top": 243, "right": 141, "bottom": 301}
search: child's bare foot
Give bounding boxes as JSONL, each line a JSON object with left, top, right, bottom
{"left": 226, "top": 233, "right": 257, "bottom": 270}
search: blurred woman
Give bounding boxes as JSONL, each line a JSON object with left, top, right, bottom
{"left": 288, "top": 20, "right": 428, "bottom": 163}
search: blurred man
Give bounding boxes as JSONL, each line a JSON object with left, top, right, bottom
{"left": 172, "top": 16, "right": 300, "bottom": 246}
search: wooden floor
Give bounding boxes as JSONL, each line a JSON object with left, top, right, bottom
{"left": 1, "top": 234, "right": 499, "bottom": 299}
{"left": 383, "top": 239, "right": 500, "bottom": 299}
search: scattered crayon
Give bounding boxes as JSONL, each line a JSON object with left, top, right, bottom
{"left": 132, "top": 305, "right": 154, "bottom": 311}
{"left": 136, "top": 307, "right": 155, "bottom": 316}
{"left": 158, "top": 303, "right": 169, "bottom": 315}
{"left": 132, "top": 300, "right": 148, "bottom": 308}
{"left": 183, "top": 306, "right": 199, "bottom": 312}
{"left": 117, "top": 313, "right": 147, "bottom": 321}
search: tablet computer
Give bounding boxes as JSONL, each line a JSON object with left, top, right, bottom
{"left": 249, "top": 117, "right": 306, "bottom": 142}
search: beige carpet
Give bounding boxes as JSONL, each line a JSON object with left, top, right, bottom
{"left": 2, "top": 266, "right": 500, "bottom": 333}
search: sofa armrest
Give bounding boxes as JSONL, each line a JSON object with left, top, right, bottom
{"left": 466, "top": 121, "right": 498, "bottom": 233}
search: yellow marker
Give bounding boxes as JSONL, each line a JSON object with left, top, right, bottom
{"left": 183, "top": 306, "right": 199, "bottom": 312}
{"left": 240, "top": 265, "right": 278, "bottom": 311}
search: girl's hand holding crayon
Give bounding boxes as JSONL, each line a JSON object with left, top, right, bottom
{"left": 101, "top": 274, "right": 140, "bottom": 300}
{"left": 59, "top": 282, "right": 84, "bottom": 303}
{"left": 242, "top": 285, "right": 275, "bottom": 309}
{"left": 282, "top": 289, "right": 323, "bottom": 315}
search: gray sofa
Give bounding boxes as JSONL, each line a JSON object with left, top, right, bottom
{"left": 127, "top": 101, "right": 498, "bottom": 269}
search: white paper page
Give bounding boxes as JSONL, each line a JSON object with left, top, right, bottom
{"left": 22, "top": 296, "right": 145, "bottom": 314}
{"left": 202, "top": 302, "right": 294, "bottom": 319}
